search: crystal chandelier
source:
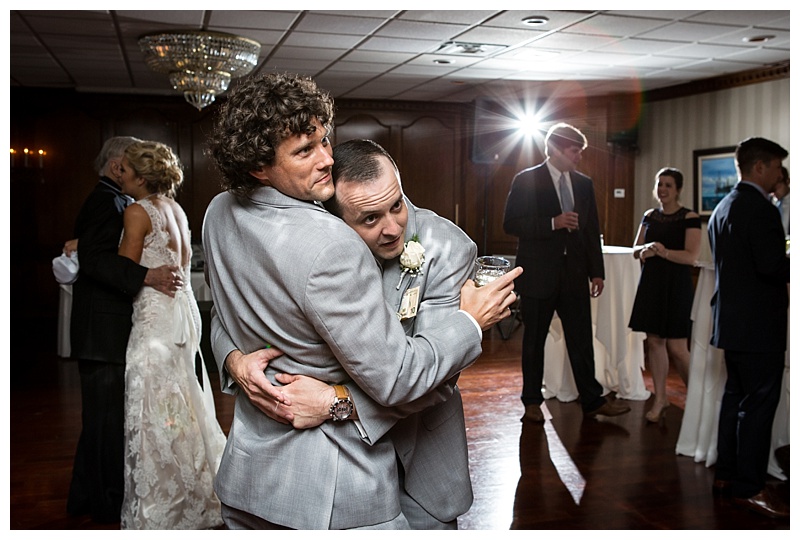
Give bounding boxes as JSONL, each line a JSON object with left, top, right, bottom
{"left": 139, "top": 30, "right": 261, "bottom": 110}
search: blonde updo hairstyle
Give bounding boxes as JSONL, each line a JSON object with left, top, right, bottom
{"left": 124, "top": 141, "right": 184, "bottom": 198}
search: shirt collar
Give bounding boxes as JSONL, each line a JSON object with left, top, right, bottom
{"left": 739, "top": 180, "right": 769, "bottom": 199}
{"left": 99, "top": 175, "right": 123, "bottom": 194}
{"left": 545, "top": 160, "right": 568, "bottom": 183}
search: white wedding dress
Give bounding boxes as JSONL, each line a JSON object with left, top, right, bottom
{"left": 121, "top": 197, "right": 226, "bottom": 530}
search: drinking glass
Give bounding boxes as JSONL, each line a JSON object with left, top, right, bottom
{"left": 474, "top": 256, "right": 511, "bottom": 287}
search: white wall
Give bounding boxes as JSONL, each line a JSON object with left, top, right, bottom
{"left": 634, "top": 78, "right": 790, "bottom": 262}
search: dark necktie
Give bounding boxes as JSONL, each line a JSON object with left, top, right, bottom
{"left": 559, "top": 173, "right": 573, "bottom": 213}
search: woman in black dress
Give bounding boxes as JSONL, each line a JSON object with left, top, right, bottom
{"left": 629, "top": 168, "right": 701, "bottom": 422}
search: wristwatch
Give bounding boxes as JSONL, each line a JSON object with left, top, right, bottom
{"left": 329, "top": 385, "right": 354, "bottom": 421}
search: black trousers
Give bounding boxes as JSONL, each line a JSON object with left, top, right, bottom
{"left": 714, "top": 350, "right": 785, "bottom": 499}
{"left": 519, "top": 280, "right": 605, "bottom": 413}
{"left": 67, "top": 359, "right": 125, "bottom": 523}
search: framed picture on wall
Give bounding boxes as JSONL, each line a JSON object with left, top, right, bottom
{"left": 694, "top": 146, "right": 737, "bottom": 218}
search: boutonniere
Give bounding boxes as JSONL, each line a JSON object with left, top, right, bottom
{"left": 397, "top": 234, "right": 425, "bottom": 289}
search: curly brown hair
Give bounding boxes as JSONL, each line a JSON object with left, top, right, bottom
{"left": 124, "top": 141, "right": 184, "bottom": 198}
{"left": 208, "top": 72, "right": 335, "bottom": 196}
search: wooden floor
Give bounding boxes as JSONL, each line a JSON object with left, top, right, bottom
{"left": 8, "top": 321, "right": 790, "bottom": 530}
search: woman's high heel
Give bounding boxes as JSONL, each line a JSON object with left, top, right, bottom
{"left": 645, "top": 402, "right": 670, "bottom": 423}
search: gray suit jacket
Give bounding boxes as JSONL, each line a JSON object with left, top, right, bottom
{"left": 352, "top": 200, "right": 477, "bottom": 523}
{"left": 202, "top": 187, "right": 482, "bottom": 529}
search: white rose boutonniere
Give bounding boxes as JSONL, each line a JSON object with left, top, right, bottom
{"left": 397, "top": 234, "right": 425, "bottom": 289}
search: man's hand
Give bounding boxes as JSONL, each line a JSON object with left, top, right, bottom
{"left": 225, "top": 347, "right": 292, "bottom": 423}
{"left": 63, "top": 238, "right": 78, "bottom": 256}
{"left": 460, "top": 266, "right": 523, "bottom": 330}
{"left": 554, "top": 211, "right": 579, "bottom": 231}
{"left": 144, "top": 264, "right": 182, "bottom": 298}
{"left": 590, "top": 277, "right": 604, "bottom": 298}
{"left": 274, "top": 373, "right": 338, "bottom": 429}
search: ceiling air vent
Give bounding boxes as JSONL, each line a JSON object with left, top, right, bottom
{"left": 435, "top": 41, "right": 507, "bottom": 56}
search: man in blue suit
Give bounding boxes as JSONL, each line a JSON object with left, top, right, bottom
{"left": 708, "top": 137, "right": 789, "bottom": 519}
{"left": 503, "top": 122, "right": 630, "bottom": 422}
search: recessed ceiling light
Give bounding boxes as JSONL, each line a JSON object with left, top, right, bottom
{"left": 433, "top": 58, "right": 453, "bottom": 65}
{"left": 521, "top": 16, "right": 549, "bottom": 27}
{"left": 744, "top": 35, "right": 775, "bottom": 43}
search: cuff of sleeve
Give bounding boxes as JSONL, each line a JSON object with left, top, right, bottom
{"left": 458, "top": 309, "right": 483, "bottom": 338}
{"left": 354, "top": 419, "right": 370, "bottom": 442}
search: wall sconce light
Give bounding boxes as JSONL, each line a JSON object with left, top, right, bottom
{"left": 11, "top": 147, "right": 47, "bottom": 168}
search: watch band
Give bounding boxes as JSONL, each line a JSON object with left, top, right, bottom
{"left": 333, "top": 384, "right": 349, "bottom": 400}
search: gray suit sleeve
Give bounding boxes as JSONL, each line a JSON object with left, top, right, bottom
{"left": 306, "top": 239, "right": 482, "bottom": 409}
{"left": 210, "top": 304, "right": 238, "bottom": 394}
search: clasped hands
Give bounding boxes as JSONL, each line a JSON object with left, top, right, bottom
{"left": 641, "top": 241, "right": 666, "bottom": 260}
{"left": 225, "top": 347, "right": 335, "bottom": 428}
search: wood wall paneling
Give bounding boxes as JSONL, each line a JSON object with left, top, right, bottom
{"left": 11, "top": 89, "right": 638, "bottom": 323}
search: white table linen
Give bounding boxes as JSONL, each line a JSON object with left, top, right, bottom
{"left": 57, "top": 284, "right": 73, "bottom": 357}
{"left": 675, "top": 263, "right": 789, "bottom": 480}
{"left": 190, "top": 271, "right": 213, "bottom": 302}
{"left": 542, "top": 246, "right": 651, "bottom": 401}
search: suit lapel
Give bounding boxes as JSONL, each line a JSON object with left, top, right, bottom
{"left": 535, "top": 165, "right": 561, "bottom": 214}
{"left": 382, "top": 199, "right": 419, "bottom": 312}
{"left": 572, "top": 173, "right": 586, "bottom": 217}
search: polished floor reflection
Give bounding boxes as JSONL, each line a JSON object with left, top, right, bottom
{"left": 9, "top": 323, "right": 789, "bottom": 529}
{"left": 458, "top": 329, "right": 789, "bottom": 530}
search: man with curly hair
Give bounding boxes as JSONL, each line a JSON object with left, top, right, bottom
{"left": 202, "top": 73, "right": 520, "bottom": 529}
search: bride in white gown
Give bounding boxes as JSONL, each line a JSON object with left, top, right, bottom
{"left": 117, "top": 140, "right": 226, "bottom": 529}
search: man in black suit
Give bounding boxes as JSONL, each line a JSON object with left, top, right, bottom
{"left": 66, "top": 136, "right": 181, "bottom": 523}
{"left": 708, "top": 137, "right": 789, "bottom": 519}
{"left": 503, "top": 122, "right": 630, "bottom": 422}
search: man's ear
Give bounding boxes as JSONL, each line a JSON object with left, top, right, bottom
{"left": 752, "top": 160, "right": 767, "bottom": 179}
{"left": 249, "top": 166, "right": 270, "bottom": 184}
{"left": 109, "top": 159, "right": 122, "bottom": 178}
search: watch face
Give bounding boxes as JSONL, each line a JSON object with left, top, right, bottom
{"left": 332, "top": 399, "right": 353, "bottom": 420}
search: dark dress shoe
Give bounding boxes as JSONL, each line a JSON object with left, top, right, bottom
{"left": 585, "top": 398, "right": 631, "bottom": 418}
{"left": 712, "top": 479, "right": 732, "bottom": 498}
{"left": 733, "top": 488, "right": 789, "bottom": 519}
{"left": 521, "top": 404, "right": 544, "bottom": 423}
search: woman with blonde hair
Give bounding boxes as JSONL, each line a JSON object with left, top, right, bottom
{"left": 117, "top": 140, "right": 225, "bottom": 529}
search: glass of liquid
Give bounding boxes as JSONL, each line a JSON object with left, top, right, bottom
{"left": 474, "top": 256, "right": 511, "bottom": 287}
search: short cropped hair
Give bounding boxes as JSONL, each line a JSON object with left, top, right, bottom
{"left": 124, "top": 141, "right": 184, "bottom": 198}
{"left": 735, "top": 137, "right": 788, "bottom": 176}
{"left": 324, "top": 139, "right": 400, "bottom": 218}
{"left": 94, "top": 136, "right": 142, "bottom": 175}
{"left": 208, "top": 73, "right": 335, "bottom": 197}
{"left": 545, "top": 122, "right": 587, "bottom": 156}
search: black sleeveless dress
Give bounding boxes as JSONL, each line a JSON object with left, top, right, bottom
{"left": 628, "top": 207, "right": 701, "bottom": 338}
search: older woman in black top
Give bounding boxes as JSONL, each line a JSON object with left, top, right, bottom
{"left": 629, "top": 168, "right": 701, "bottom": 422}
